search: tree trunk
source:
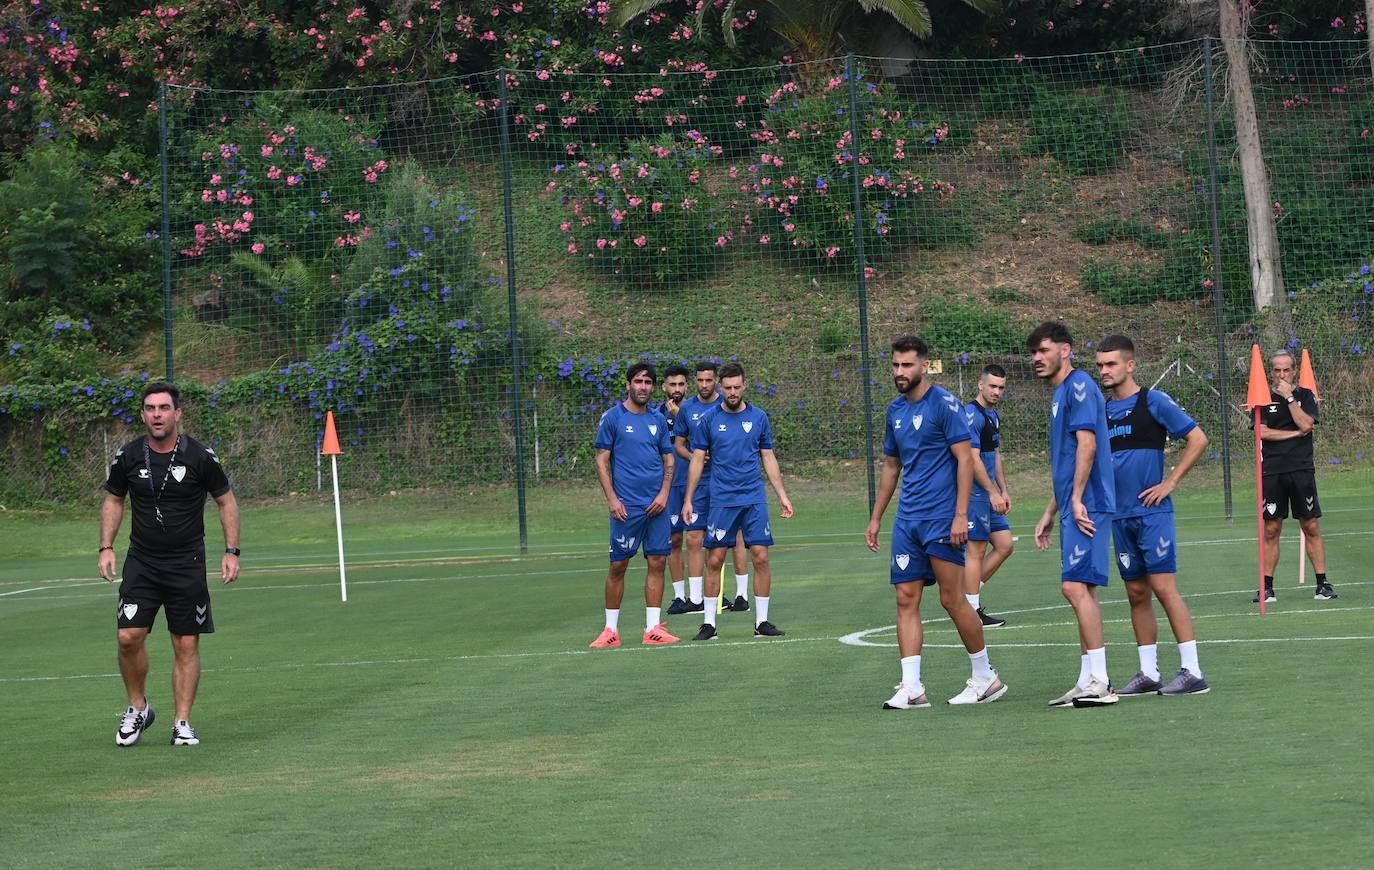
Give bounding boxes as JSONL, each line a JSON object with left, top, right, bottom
{"left": 1219, "top": 0, "right": 1284, "bottom": 312}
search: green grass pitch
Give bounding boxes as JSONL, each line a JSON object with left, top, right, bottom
{"left": 2, "top": 473, "right": 1372, "bottom": 867}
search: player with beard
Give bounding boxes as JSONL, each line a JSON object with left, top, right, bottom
{"left": 672, "top": 361, "right": 751, "bottom": 615}
{"left": 590, "top": 363, "right": 679, "bottom": 648}
{"left": 1029, "top": 322, "right": 1119, "bottom": 708}
{"left": 866, "top": 337, "right": 1008, "bottom": 709}
{"left": 656, "top": 365, "right": 694, "bottom": 614}
{"left": 100, "top": 381, "right": 240, "bottom": 747}
{"left": 962, "top": 364, "right": 1014, "bottom": 628}
{"left": 683, "top": 363, "right": 793, "bottom": 640}
{"left": 1097, "top": 335, "right": 1210, "bottom": 696}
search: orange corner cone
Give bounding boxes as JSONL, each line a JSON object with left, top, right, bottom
{"left": 1244, "top": 344, "right": 1270, "bottom": 409}
{"left": 1298, "top": 348, "right": 1321, "bottom": 401}
{"left": 321, "top": 410, "right": 344, "bottom": 456}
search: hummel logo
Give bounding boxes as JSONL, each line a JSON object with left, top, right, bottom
{"left": 1052, "top": 402, "right": 1060, "bottom": 418}
{"left": 1305, "top": 497, "right": 1315, "bottom": 509}
{"left": 895, "top": 554, "right": 910, "bottom": 570}
{"left": 138, "top": 468, "right": 150, "bottom": 479}
{"left": 121, "top": 603, "right": 138, "bottom": 621}
{"left": 967, "top": 520, "right": 975, "bottom": 531}
{"left": 1068, "top": 544, "right": 1087, "bottom": 567}
{"left": 764, "top": 524, "right": 771, "bottom": 536}
{"left": 624, "top": 424, "right": 634, "bottom": 433}
{"left": 1268, "top": 405, "right": 1278, "bottom": 413}
{"left": 894, "top": 419, "right": 902, "bottom": 429}
{"left": 742, "top": 421, "right": 753, "bottom": 433}
{"left": 1155, "top": 537, "right": 1172, "bottom": 558}
{"left": 1119, "top": 553, "right": 1132, "bottom": 570}
{"left": 979, "top": 515, "right": 990, "bottom": 529}
{"left": 966, "top": 412, "right": 976, "bottom": 426}
{"left": 627, "top": 536, "right": 636, "bottom": 550}
{"left": 1073, "top": 387, "right": 1087, "bottom": 403}
{"left": 649, "top": 424, "right": 657, "bottom": 436}
{"left": 616, "top": 535, "right": 628, "bottom": 547}
{"left": 1265, "top": 502, "right": 1277, "bottom": 516}
{"left": 170, "top": 464, "right": 186, "bottom": 483}
{"left": 913, "top": 414, "right": 923, "bottom": 430}
{"left": 717, "top": 424, "right": 727, "bottom": 431}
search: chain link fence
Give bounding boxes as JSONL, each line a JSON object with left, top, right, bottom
{"left": 5, "top": 39, "right": 1372, "bottom": 536}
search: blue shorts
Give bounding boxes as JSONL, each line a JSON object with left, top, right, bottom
{"left": 667, "top": 486, "right": 687, "bottom": 536}
{"left": 967, "top": 494, "right": 1011, "bottom": 542}
{"left": 1111, "top": 513, "right": 1178, "bottom": 581}
{"left": 890, "top": 516, "right": 965, "bottom": 585}
{"left": 1060, "top": 511, "right": 1112, "bottom": 586}
{"left": 609, "top": 505, "right": 671, "bottom": 562}
{"left": 705, "top": 503, "right": 772, "bottom": 548}
{"left": 683, "top": 488, "right": 710, "bottom": 532}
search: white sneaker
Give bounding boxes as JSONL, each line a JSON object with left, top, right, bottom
{"left": 171, "top": 720, "right": 200, "bottom": 746}
{"left": 1048, "top": 684, "right": 1090, "bottom": 707}
{"left": 882, "top": 683, "right": 931, "bottom": 710}
{"left": 947, "top": 671, "right": 1008, "bottom": 705}
{"left": 1070, "top": 677, "right": 1119, "bottom": 708}
{"left": 115, "top": 703, "right": 155, "bottom": 747}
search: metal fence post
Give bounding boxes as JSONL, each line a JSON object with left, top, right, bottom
{"left": 159, "top": 83, "right": 174, "bottom": 381}
{"left": 498, "top": 69, "right": 530, "bottom": 554}
{"left": 845, "top": 54, "right": 878, "bottom": 513}
{"left": 1203, "top": 37, "right": 1234, "bottom": 520}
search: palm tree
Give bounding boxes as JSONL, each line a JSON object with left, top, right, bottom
{"left": 614, "top": 0, "right": 999, "bottom": 64}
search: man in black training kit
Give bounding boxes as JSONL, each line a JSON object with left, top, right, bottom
{"left": 1254, "top": 350, "right": 1335, "bottom": 603}
{"left": 99, "top": 381, "right": 240, "bottom": 747}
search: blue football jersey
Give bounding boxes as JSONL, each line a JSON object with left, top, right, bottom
{"left": 689, "top": 402, "right": 773, "bottom": 508}
{"left": 963, "top": 401, "right": 1001, "bottom": 500}
{"left": 1049, "top": 369, "right": 1116, "bottom": 515}
{"left": 595, "top": 402, "right": 672, "bottom": 506}
{"left": 673, "top": 393, "right": 722, "bottom": 484}
{"left": 883, "top": 385, "right": 972, "bottom": 521}
{"left": 1106, "top": 388, "right": 1196, "bottom": 518}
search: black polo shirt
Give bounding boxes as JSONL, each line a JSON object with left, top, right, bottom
{"left": 105, "top": 434, "right": 231, "bottom": 559}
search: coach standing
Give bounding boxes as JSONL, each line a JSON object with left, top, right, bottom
{"left": 1255, "top": 351, "right": 1336, "bottom": 603}
{"left": 99, "top": 381, "right": 240, "bottom": 747}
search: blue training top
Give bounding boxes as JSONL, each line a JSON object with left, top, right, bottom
{"left": 689, "top": 402, "right": 774, "bottom": 508}
{"left": 595, "top": 402, "right": 672, "bottom": 506}
{"left": 883, "top": 385, "right": 971, "bottom": 522}
{"left": 1048, "top": 368, "right": 1116, "bottom": 516}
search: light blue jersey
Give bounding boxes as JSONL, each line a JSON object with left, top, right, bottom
{"left": 690, "top": 402, "right": 773, "bottom": 508}
{"left": 595, "top": 402, "right": 672, "bottom": 506}
{"left": 883, "top": 385, "right": 971, "bottom": 522}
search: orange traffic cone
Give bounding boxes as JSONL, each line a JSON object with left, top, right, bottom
{"left": 1245, "top": 344, "right": 1270, "bottom": 409}
{"left": 1298, "top": 348, "right": 1321, "bottom": 401}
{"left": 321, "top": 410, "right": 344, "bottom": 455}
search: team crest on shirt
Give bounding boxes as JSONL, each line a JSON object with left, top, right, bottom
{"left": 895, "top": 554, "right": 910, "bottom": 570}
{"left": 1119, "top": 553, "right": 1132, "bottom": 570}
{"left": 670, "top": 514, "right": 679, "bottom": 526}
{"left": 1052, "top": 402, "right": 1060, "bottom": 418}
{"left": 913, "top": 414, "right": 923, "bottom": 430}
{"left": 170, "top": 465, "right": 186, "bottom": 483}
{"left": 649, "top": 424, "right": 657, "bottom": 436}
{"left": 742, "top": 421, "right": 753, "bottom": 433}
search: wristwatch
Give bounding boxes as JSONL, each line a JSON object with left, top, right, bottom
{"left": 1286, "top": 396, "right": 1296, "bottom": 404}
{"left": 225, "top": 547, "right": 241, "bottom": 556}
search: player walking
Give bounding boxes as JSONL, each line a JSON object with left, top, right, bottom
{"left": 683, "top": 363, "right": 792, "bottom": 640}
{"left": 1029, "top": 322, "right": 1119, "bottom": 708}
{"left": 590, "top": 363, "right": 679, "bottom": 648}
{"left": 963, "top": 364, "right": 1014, "bottom": 628}
{"left": 866, "top": 336, "right": 1007, "bottom": 709}
{"left": 1097, "top": 335, "right": 1210, "bottom": 696}
{"left": 99, "top": 381, "right": 240, "bottom": 747}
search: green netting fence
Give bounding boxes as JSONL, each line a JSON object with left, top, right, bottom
{"left": 6, "top": 38, "right": 1373, "bottom": 544}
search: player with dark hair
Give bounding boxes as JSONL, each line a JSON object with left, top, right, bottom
{"left": 1255, "top": 350, "right": 1335, "bottom": 603}
{"left": 100, "top": 380, "right": 240, "bottom": 747}
{"left": 672, "top": 360, "right": 751, "bottom": 615}
{"left": 963, "top": 363, "right": 1014, "bottom": 628}
{"left": 866, "top": 337, "right": 1007, "bottom": 709}
{"left": 683, "top": 362, "right": 793, "bottom": 640}
{"left": 1028, "top": 322, "right": 1119, "bottom": 708}
{"left": 657, "top": 364, "right": 693, "bottom": 614}
{"left": 1097, "top": 335, "right": 1210, "bottom": 696}
{"left": 590, "top": 363, "right": 679, "bottom": 648}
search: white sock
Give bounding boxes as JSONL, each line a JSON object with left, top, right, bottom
{"left": 1077, "top": 654, "right": 1092, "bottom": 689}
{"left": 688, "top": 576, "right": 703, "bottom": 604}
{"left": 1086, "top": 647, "right": 1108, "bottom": 685}
{"left": 605, "top": 609, "right": 620, "bottom": 633}
{"left": 645, "top": 607, "right": 660, "bottom": 632}
{"left": 979, "top": 580, "right": 986, "bottom": 592}
{"left": 969, "top": 648, "right": 994, "bottom": 681}
{"left": 735, "top": 573, "right": 749, "bottom": 599}
{"left": 672, "top": 580, "right": 685, "bottom": 600}
{"left": 966, "top": 593, "right": 981, "bottom": 610}
{"left": 1179, "top": 640, "right": 1202, "bottom": 678}
{"left": 755, "top": 596, "right": 770, "bottom": 626}
{"left": 901, "top": 654, "right": 922, "bottom": 689}
{"left": 1138, "top": 643, "right": 1160, "bottom": 681}
{"left": 704, "top": 604, "right": 717, "bottom": 628}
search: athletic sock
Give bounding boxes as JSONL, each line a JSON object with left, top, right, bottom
{"left": 688, "top": 576, "right": 703, "bottom": 604}
{"left": 704, "top": 604, "right": 717, "bottom": 628}
{"left": 1263, "top": 574, "right": 1274, "bottom": 590}
{"left": 605, "top": 609, "right": 620, "bottom": 633}
{"left": 1086, "top": 647, "right": 1108, "bottom": 686}
{"left": 1316, "top": 572, "right": 1328, "bottom": 584}
{"left": 979, "top": 580, "right": 986, "bottom": 592}
{"left": 735, "top": 573, "right": 749, "bottom": 599}
{"left": 1077, "top": 654, "right": 1091, "bottom": 689}
{"left": 969, "top": 648, "right": 994, "bottom": 681}
{"left": 672, "top": 580, "right": 685, "bottom": 600}
{"left": 755, "top": 596, "right": 770, "bottom": 626}
{"left": 965, "top": 593, "right": 981, "bottom": 610}
{"left": 901, "top": 654, "right": 922, "bottom": 690}
{"left": 1179, "top": 640, "right": 1202, "bottom": 678}
{"left": 645, "top": 607, "right": 660, "bottom": 632}
{"left": 1138, "top": 643, "right": 1160, "bottom": 681}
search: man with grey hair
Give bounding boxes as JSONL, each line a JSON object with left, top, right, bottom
{"left": 1254, "top": 350, "right": 1334, "bottom": 603}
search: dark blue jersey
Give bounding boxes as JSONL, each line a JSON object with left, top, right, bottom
{"left": 963, "top": 401, "right": 1001, "bottom": 500}
{"left": 1049, "top": 369, "right": 1116, "bottom": 515}
{"left": 595, "top": 402, "right": 672, "bottom": 506}
{"left": 883, "top": 385, "right": 972, "bottom": 522}
{"left": 689, "top": 402, "right": 774, "bottom": 507}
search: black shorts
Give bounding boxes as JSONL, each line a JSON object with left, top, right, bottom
{"left": 117, "top": 551, "right": 214, "bottom": 635}
{"left": 1262, "top": 470, "right": 1321, "bottom": 520}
